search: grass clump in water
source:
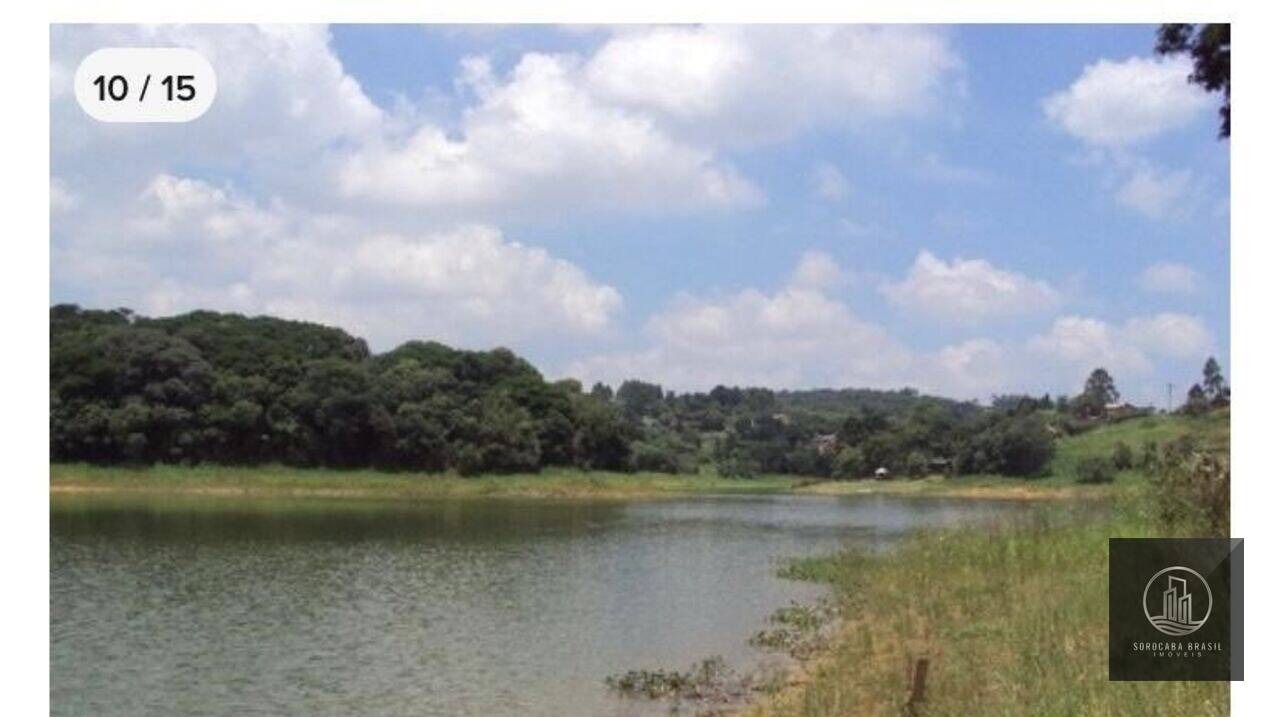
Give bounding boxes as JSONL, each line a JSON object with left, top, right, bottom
{"left": 606, "top": 655, "right": 754, "bottom": 710}
{"left": 749, "top": 600, "right": 838, "bottom": 659}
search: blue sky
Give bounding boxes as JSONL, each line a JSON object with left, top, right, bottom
{"left": 50, "top": 25, "right": 1229, "bottom": 405}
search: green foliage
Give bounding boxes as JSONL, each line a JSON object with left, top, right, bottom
{"left": 1183, "top": 383, "right": 1210, "bottom": 415}
{"left": 756, "top": 504, "right": 1228, "bottom": 716}
{"left": 615, "top": 379, "right": 664, "bottom": 417}
{"left": 1074, "top": 456, "right": 1116, "bottom": 484}
{"left": 1157, "top": 24, "right": 1230, "bottom": 138}
{"left": 1075, "top": 367, "right": 1119, "bottom": 418}
{"left": 1140, "top": 440, "right": 1160, "bottom": 471}
{"left": 51, "top": 305, "right": 634, "bottom": 474}
{"left": 1111, "top": 441, "right": 1134, "bottom": 470}
{"left": 605, "top": 656, "right": 747, "bottom": 704}
{"left": 1149, "top": 435, "right": 1230, "bottom": 536}
{"left": 957, "top": 413, "right": 1056, "bottom": 477}
{"left": 904, "top": 450, "right": 930, "bottom": 478}
{"left": 748, "top": 600, "right": 837, "bottom": 659}
{"left": 58, "top": 307, "right": 1192, "bottom": 487}
{"left": 831, "top": 446, "right": 866, "bottom": 480}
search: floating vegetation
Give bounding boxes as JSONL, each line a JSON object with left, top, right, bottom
{"left": 605, "top": 656, "right": 754, "bottom": 711}
{"left": 748, "top": 599, "right": 839, "bottom": 659}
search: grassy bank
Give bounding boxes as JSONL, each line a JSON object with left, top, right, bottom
{"left": 742, "top": 411, "right": 1230, "bottom": 717}
{"left": 50, "top": 463, "right": 804, "bottom": 501}
{"left": 742, "top": 502, "right": 1227, "bottom": 716}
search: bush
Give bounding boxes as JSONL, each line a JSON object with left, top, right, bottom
{"left": 831, "top": 446, "right": 866, "bottom": 480}
{"left": 959, "top": 414, "right": 1056, "bottom": 477}
{"left": 715, "top": 455, "right": 758, "bottom": 479}
{"left": 1074, "top": 456, "right": 1116, "bottom": 484}
{"left": 629, "top": 441, "right": 682, "bottom": 473}
{"left": 1139, "top": 440, "right": 1159, "bottom": 471}
{"left": 904, "top": 450, "right": 929, "bottom": 478}
{"left": 1150, "top": 435, "right": 1229, "bottom": 536}
{"left": 1111, "top": 441, "right": 1134, "bottom": 470}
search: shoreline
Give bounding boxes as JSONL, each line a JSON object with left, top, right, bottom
{"left": 49, "top": 464, "right": 1108, "bottom": 504}
{"left": 734, "top": 499, "right": 1228, "bottom": 716}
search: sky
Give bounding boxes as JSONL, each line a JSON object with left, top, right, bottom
{"left": 49, "top": 24, "right": 1230, "bottom": 406}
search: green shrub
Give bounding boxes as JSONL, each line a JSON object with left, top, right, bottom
{"left": 1139, "top": 439, "right": 1159, "bottom": 471}
{"left": 831, "top": 446, "right": 866, "bottom": 480}
{"left": 1074, "top": 456, "right": 1116, "bottom": 484}
{"left": 629, "top": 441, "right": 681, "bottom": 473}
{"left": 1150, "top": 435, "right": 1229, "bottom": 536}
{"left": 904, "top": 450, "right": 930, "bottom": 478}
{"left": 1111, "top": 441, "right": 1134, "bottom": 470}
{"left": 715, "top": 456, "right": 757, "bottom": 479}
{"left": 958, "top": 414, "right": 1056, "bottom": 477}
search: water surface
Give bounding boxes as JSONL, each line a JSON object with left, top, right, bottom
{"left": 51, "top": 492, "right": 1031, "bottom": 716}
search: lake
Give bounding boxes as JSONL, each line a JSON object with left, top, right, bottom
{"left": 51, "top": 492, "right": 1032, "bottom": 716}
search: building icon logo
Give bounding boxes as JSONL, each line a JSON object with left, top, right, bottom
{"left": 1142, "top": 566, "right": 1212, "bottom": 637}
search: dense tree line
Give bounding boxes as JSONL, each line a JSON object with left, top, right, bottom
{"left": 51, "top": 305, "right": 1074, "bottom": 478}
{"left": 51, "top": 306, "right": 633, "bottom": 473}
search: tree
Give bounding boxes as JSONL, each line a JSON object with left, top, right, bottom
{"left": 832, "top": 446, "right": 867, "bottom": 480}
{"left": 1157, "top": 24, "right": 1230, "bottom": 138}
{"left": 1184, "top": 383, "right": 1210, "bottom": 415}
{"left": 1077, "top": 368, "right": 1119, "bottom": 418}
{"left": 589, "top": 382, "right": 614, "bottom": 402}
{"left": 616, "top": 380, "right": 664, "bottom": 417}
{"left": 1201, "top": 356, "right": 1227, "bottom": 403}
{"left": 837, "top": 408, "right": 889, "bottom": 446}
{"left": 958, "top": 414, "right": 1056, "bottom": 477}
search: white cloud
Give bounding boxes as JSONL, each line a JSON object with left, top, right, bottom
{"left": 881, "top": 250, "right": 1060, "bottom": 323}
{"left": 1116, "top": 166, "right": 1194, "bottom": 219}
{"left": 51, "top": 25, "right": 383, "bottom": 191}
{"left": 566, "top": 252, "right": 1213, "bottom": 403}
{"left": 568, "top": 281, "right": 915, "bottom": 391}
{"left": 50, "top": 177, "right": 77, "bottom": 212}
{"left": 1043, "top": 55, "right": 1212, "bottom": 147}
{"left": 52, "top": 25, "right": 963, "bottom": 223}
{"left": 1028, "top": 316, "right": 1152, "bottom": 374}
{"left": 811, "top": 162, "right": 850, "bottom": 201}
{"left": 338, "top": 52, "right": 760, "bottom": 213}
{"left": 59, "top": 174, "right": 621, "bottom": 349}
{"left": 1124, "top": 313, "right": 1213, "bottom": 359}
{"left": 1139, "top": 262, "right": 1201, "bottom": 294}
{"left": 916, "top": 338, "right": 1015, "bottom": 399}
{"left": 564, "top": 254, "right": 1009, "bottom": 398}
{"left": 1028, "top": 312, "right": 1212, "bottom": 375}
{"left": 336, "top": 25, "right": 960, "bottom": 213}
{"left": 789, "top": 250, "right": 842, "bottom": 289}
{"left": 583, "top": 25, "right": 962, "bottom": 144}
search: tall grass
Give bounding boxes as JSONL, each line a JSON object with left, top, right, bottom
{"left": 746, "top": 410, "right": 1232, "bottom": 716}
{"left": 746, "top": 504, "right": 1227, "bottom": 716}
